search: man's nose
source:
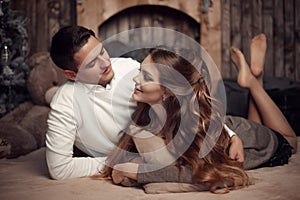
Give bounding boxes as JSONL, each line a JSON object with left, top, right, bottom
{"left": 97, "top": 55, "right": 110, "bottom": 65}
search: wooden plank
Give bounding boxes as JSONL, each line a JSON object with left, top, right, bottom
{"left": 164, "top": 16, "right": 177, "bottom": 48}
{"left": 273, "top": 0, "right": 285, "bottom": 77}
{"left": 262, "top": 0, "right": 274, "bottom": 77}
{"left": 221, "top": 0, "right": 231, "bottom": 78}
{"left": 200, "top": 4, "right": 210, "bottom": 52}
{"left": 10, "top": 0, "right": 36, "bottom": 56}
{"left": 47, "top": 0, "right": 74, "bottom": 51}
{"left": 230, "top": 0, "right": 241, "bottom": 77}
{"left": 24, "top": 0, "right": 36, "bottom": 57}
{"left": 105, "top": 21, "right": 118, "bottom": 41}
{"left": 127, "top": 10, "right": 143, "bottom": 52}
{"left": 116, "top": 12, "right": 130, "bottom": 44}
{"left": 295, "top": 0, "right": 300, "bottom": 81}
{"left": 252, "top": 0, "right": 262, "bottom": 36}
{"left": 48, "top": 1, "right": 61, "bottom": 50}
{"left": 284, "top": 0, "right": 295, "bottom": 79}
{"left": 59, "top": 0, "right": 75, "bottom": 26}
{"left": 11, "top": 0, "right": 76, "bottom": 55}
{"left": 200, "top": 0, "right": 221, "bottom": 69}
{"left": 241, "top": 0, "right": 252, "bottom": 66}
{"left": 28, "top": 0, "right": 37, "bottom": 56}
{"left": 140, "top": 9, "right": 153, "bottom": 48}
{"left": 36, "top": 0, "right": 49, "bottom": 52}
{"left": 230, "top": 0, "right": 241, "bottom": 48}
{"left": 151, "top": 11, "right": 165, "bottom": 47}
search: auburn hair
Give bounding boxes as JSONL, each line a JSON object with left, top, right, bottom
{"left": 100, "top": 48, "right": 249, "bottom": 193}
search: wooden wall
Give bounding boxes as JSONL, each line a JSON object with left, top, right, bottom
{"left": 8, "top": 0, "right": 300, "bottom": 82}
{"left": 221, "top": 0, "right": 300, "bottom": 81}
{"left": 96, "top": 5, "right": 200, "bottom": 62}
{"left": 76, "top": 0, "right": 222, "bottom": 70}
{"left": 10, "top": 0, "right": 76, "bottom": 56}
{"left": 76, "top": 0, "right": 202, "bottom": 33}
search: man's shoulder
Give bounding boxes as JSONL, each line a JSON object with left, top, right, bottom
{"left": 50, "top": 81, "right": 75, "bottom": 105}
{"left": 55, "top": 81, "right": 75, "bottom": 93}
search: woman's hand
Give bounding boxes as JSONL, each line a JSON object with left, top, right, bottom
{"left": 111, "top": 162, "right": 139, "bottom": 185}
{"left": 228, "top": 135, "right": 244, "bottom": 162}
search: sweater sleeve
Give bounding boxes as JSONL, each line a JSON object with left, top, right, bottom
{"left": 137, "top": 164, "right": 193, "bottom": 184}
{"left": 46, "top": 94, "right": 105, "bottom": 180}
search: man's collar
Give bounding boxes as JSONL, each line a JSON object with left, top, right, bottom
{"left": 77, "top": 76, "right": 116, "bottom": 92}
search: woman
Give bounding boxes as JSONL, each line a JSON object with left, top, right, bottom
{"left": 99, "top": 47, "right": 250, "bottom": 193}
{"left": 99, "top": 34, "right": 297, "bottom": 193}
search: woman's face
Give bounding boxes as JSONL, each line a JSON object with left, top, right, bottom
{"left": 132, "top": 55, "right": 166, "bottom": 105}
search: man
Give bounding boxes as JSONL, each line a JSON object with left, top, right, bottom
{"left": 46, "top": 25, "right": 139, "bottom": 179}
{"left": 46, "top": 25, "right": 243, "bottom": 181}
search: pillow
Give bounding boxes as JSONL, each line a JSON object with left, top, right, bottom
{"left": 143, "top": 182, "right": 209, "bottom": 194}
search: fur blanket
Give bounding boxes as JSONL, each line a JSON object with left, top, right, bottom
{"left": 0, "top": 138, "right": 299, "bottom": 200}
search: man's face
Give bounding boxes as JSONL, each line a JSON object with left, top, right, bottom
{"left": 72, "top": 36, "right": 114, "bottom": 86}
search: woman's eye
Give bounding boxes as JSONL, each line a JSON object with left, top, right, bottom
{"left": 144, "top": 74, "right": 153, "bottom": 81}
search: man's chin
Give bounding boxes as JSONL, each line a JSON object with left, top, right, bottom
{"left": 98, "top": 73, "right": 114, "bottom": 86}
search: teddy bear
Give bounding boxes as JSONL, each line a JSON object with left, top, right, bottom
{"left": 0, "top": 52, "right": 65, "bottom": 158}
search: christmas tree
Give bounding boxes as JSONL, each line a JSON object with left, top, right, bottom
{"left": 0, "top": 0, "right": 30, "bottom": 118}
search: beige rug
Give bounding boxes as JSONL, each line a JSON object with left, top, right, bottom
{"left": 1, "top": 138, "right": 300, "bottom": 200}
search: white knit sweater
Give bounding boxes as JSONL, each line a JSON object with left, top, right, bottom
{"left": 46, "top": 57, "right": 139, "bottom": 179}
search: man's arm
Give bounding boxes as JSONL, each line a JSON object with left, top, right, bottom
{"left": 46, "top": 97, "right": 105, "bottom": 180}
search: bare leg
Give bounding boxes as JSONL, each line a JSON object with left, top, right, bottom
{"left": 230, "top": 47, "right": 297, "bottom": 153}
{"left": 247, "top": 34, "right": 267, "bottom": 124}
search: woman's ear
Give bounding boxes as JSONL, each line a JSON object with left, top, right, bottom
{"left": 162, "top": 89, "right": 171, "bottom": 101}
{"left": 64, "top": 70, "right": 77, "bottom": 80}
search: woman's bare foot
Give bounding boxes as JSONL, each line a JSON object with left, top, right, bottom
{"left": 250, "top": 34, "right": 266, "bottom": 81}
{"left": 230, "top": 47, "right": 256, "bottom": 88}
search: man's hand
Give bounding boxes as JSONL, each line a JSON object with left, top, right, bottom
{"left": 228, "top": 135, "right": 244, "bottom": 162}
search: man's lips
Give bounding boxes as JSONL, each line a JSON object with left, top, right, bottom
{"left": 101, "top": 65, "right": 111, "bottom": 74}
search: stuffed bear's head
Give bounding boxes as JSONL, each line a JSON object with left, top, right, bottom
{"left": 27, "top": 52, "right": 65, "bottom": 106}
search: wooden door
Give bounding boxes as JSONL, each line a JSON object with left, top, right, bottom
{"left": 98, "top": 5, "right": 200, "bottom": 62}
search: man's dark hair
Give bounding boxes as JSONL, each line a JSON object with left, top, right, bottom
{"left": 50, "top": 25, "right": 95, "bottom": 71}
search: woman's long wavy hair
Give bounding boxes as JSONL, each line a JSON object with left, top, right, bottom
{"left": 101, "top": 47, "right": 249, "bottom": 193}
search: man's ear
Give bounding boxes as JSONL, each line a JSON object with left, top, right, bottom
{"left": 64, "top": 70, "right": 77, "bottom": 80}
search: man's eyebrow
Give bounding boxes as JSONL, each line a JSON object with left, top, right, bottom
{"left": 100, "top": 45, "right": 104, "bottom": 54}
{"left": 83, "top": 44, "right": 103, "bottom": 65}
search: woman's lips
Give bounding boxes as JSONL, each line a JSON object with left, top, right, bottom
{"left": 134, "top": 87, "right": 143, "bottom": 93}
